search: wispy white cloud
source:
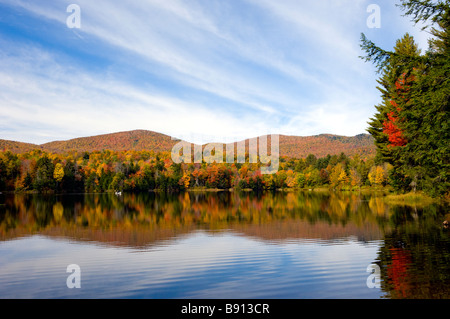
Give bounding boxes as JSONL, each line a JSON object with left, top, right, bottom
{"left": 4, "top": 0, "right": 300, "bottom": 113}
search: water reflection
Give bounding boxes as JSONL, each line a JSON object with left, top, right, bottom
{"left": 1, "top": 191, "right": 390, "bottom": 245}
{"left": 377, "top": 204, "right": 450, "bottom": 299}
{"left": 0, "top": 191, "right": 448, "bottom": 298}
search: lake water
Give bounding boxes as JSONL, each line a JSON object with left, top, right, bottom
{"left": 0, "top": 191, "right": 449, "bottom": 299}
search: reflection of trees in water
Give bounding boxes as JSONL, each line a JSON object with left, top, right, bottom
{"left": 375, "top": 205, "right": 450, "bottom": 299}
{"left": 0, "top": 192, "right": 446, "bottom": 245}
{"left": 2, "top": 191, "right": 387, "bottom": 242}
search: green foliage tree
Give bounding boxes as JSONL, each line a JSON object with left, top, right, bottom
{"left": 361, "top": 0, "right": 450, "bottom": 197}
{"left": 366, "top": 33, "right": 421, "bottom": 164}
{"left": 34, "top": 156, "right": 55, "bottom": 191}
{"left": 111, "top": 172, "right": 125, "bottom": 192}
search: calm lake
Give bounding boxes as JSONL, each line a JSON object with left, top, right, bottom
{"left": 0, "top": 191, "right": 449, "bottom": 299}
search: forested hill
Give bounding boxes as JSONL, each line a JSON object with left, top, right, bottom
{"left": 0, "top": 130, "right": 178, "bottom": 154}
{"left": 0, "top": 130, "right": 375, "bottom": 158}
{"left": 279, "top": 134, "right": 375, "bottom": 159}
{"left": 0, "top": 139, "right": 42, "bottom": 154}
{"left": 41, "top": 130, "right": 177, "bottom": 154}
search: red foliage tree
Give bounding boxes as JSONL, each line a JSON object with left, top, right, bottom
{"left": 382, "top": 72, "right": 414, "bottom": 148}
{"left": 383, "top": 111, "right": 407, "bottom": 147}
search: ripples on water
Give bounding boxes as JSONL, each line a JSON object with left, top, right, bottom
{"left": 0, "top": 191, "right": 448, "bottom": 299}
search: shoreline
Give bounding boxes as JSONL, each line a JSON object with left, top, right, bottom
{"left": 3, "top": 187, "right": 446, "bottom": 204}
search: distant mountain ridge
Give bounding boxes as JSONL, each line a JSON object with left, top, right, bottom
{"left": 42, "top": 130, "right": 177, "bottom": 154}
{"left": 0, "top": 129, "right": 375, "bottom": 158}
{"left": 278, "top": 134, "right": 375, "bottom": 158}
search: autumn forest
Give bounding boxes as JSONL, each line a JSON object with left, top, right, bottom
{"left": 0, "top": 147, "right": 390, "bottom": 194}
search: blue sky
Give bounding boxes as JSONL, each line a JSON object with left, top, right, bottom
{"left": 0, "top": 0, "right": 430, "bottom": 144}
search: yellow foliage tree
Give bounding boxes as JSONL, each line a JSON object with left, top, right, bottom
{"left": 338, "top": 170, "right": 349, "bottom": 186}
{"left": 375, "top": 166, "right": 385, "bottom": 185}
{"left": 53, "top": 163, "right": 64, "bottom": 183}
{"left": 368, "top": 166, "right": 385, "bottom": 187}
{"left": 349, "top": 168, "right": 361, "bottom": 189}
{"left": 181, "top": 172, "right": 190, "bottom": 189}
{"left": 330, "top": 163, "right": 347, "bottom": 190}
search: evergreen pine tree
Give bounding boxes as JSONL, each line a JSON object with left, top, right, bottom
{"left": 362, "top": 0, "right": 450, "bottom": 197}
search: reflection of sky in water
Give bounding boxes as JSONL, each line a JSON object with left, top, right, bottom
{"left": 0, "top": 232, "right": 383, "bottom": 299}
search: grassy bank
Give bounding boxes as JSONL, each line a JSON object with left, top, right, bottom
{"left": 383, "top": 192, "right": 442, "bottom": 206}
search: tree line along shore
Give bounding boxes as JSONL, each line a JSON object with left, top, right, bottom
{"left": 0, "top": 149, "right": 446, "bottom": 203}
